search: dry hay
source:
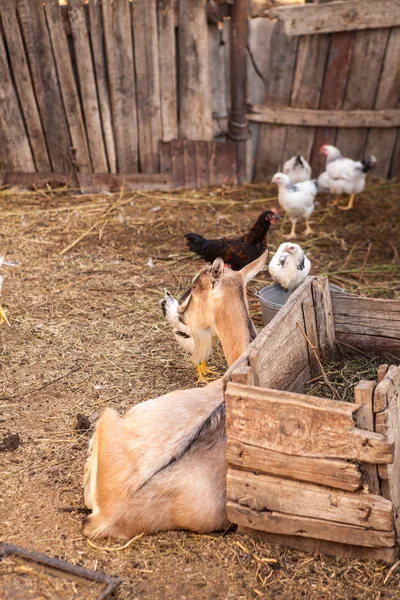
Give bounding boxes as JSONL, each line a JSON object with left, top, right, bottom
{"left": 0, "top": 180, "right": 400, "bottom": 599}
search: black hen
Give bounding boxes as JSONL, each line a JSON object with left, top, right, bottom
{"left": 185, "top": 210, "right": 279, "bottom": 270}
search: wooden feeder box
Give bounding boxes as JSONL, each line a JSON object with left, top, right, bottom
{"left": 225, "top": 276, "right": 400, "bottom": 562}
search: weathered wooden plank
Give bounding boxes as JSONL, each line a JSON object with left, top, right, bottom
{"left": 390, "top": 131, "right": 400, "bottom": 179}
{"left": 228, "top": 503, "right": 395, "bottom": 548}
{"left": 227, "top": 469, "right": 394, "bottom": 531}
{"left": 311, "top": 31, "right": 354, "bottom": 175}
{"left": 183, "top": 140, "right": 197, "bottom": 189}
{"left": 311, "top": 277, "right": 337, "bottom": 362}
{"left": 374, "top": 366, "right": 400, "bottom": 413}
{"left": 266, "top": 1, "right": 400, "bottom": 36}
{"left": 16, "top": 0, "right": 71, "bottom": 172}
{"left": 254, "top": 22, "right": 298, "bottom": 179}
{"left": 226, "top": 439, "right": 362, "bottom": 491}
{"left": 230, "top": 365, "right": 254, "bottom": 386}
{"left": 0, "top": 0, "right": 49, "bottom": 170}
{"left": 132, "top": 0, "right": 162, "bottom": 173}
{"left": 335, "top": 28, "right": 389, "bottom": 161}
{"left": 159, "top": 141, "right": 173, "bottom": 178}
{"left": 335, "top": 333, "right": 400, "bottom": 360}
{"left": 282, "top": 34, "right": 330, "bottom": 165}
{"left": 208, "top": 23, "right": 229, "bottom": 138}
{"left": 375, "top": 410, "right": 388, "bottom": 436}
{"left": 0, "top": 172, "right": 72, "bottom": 188}
{"left": 157, "top": 0, "right": 178, "bottom": 142}
{"left": 170, "top": 139, "right": 185, "bottom": 188}
{"left": 287, "top": 363, "right": 311, "bottom": 394}
{"left": 332, "top": 293, "right": 400, "bottom": 316}
{"left": 45, "top": 0, "right": 91, "bottom": 174}
{"left": 67, "top": 0, "right": 108, "bottom": 173}
{"left": 334, "top": 319, "right": 400, "bottom": 338}
{"left": 378, "top": 364, "right": 390, "bottom": 384}
{"left": 178, "top": 0, "right": 213, "bottom": 140}
{"left": 0, "top": 30, "right": 35, "bottom": 171}
{"left": 208, "top": 142, "right": 238, "bottom": 187}
{"left": 302, "top": 298, "right": 320, "bottom": 379}
{"left": 77, "top": 173, "right": 173, "bottom": 193}
{"left": 225, "top": 382, "right": 393, "bottom": 464}
{"left": 101, "top": 0, "right": 138, "bottom": 173}
{"left": 88, "top": 0, "right": 117, "bottom": 173}
{"left": 248, "top": 106, "right": 400, "bottom": 128}
{"left": 195, "top": 141, "right": 210, "bottom": 188}
{"left": 240, "top": 527, "right": 399, "bottom": 563}
{"left": 365, "top": 27, "right": 400, "bottom": 178}
{"left": 354, "top": 381, "right": 379, "bottom": 495}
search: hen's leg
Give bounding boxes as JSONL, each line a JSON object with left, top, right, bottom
{"left": 339, "top": 193, "right": 355, "bottom": 211}
{"left": 196, "top": 363, "right": 211, "bottom": 384}
{"left": 329, "top": 194, "right": 342, "bottom": 206}
{"left": 304, "top": 220, "right": 314, "bottom": 236}
{"left": 201, "top": 361, "right": 220, "bottom": 377}
{"left": 0, "top": 304, "right": 10, "bottom": 326}
{"left": 283, "top": 221, "right": 297, "bottom": 239}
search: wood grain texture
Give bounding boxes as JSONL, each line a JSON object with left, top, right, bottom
{"left": 132, "top": 0, "right": 162, "bottom": 173}
{"left": 101, "top": 0, "right": 138, "bottom": 173}
{"left": 266, "top": 1, "right": 400, "bottom": 36}
{"left": 77, "top": 173, "right": 173, "bottom": 193}
{"left": 178, "top": 0, "right": 213, "bottom": 140}
{"left": 374, "top": 366, "right": 400, "bottom": 413}
{"left": 226, "top": 439, "right": 362, "bottom": 491}
{"left": 378, "top": 365, "right": 390, "bottom": 384}
{"left": 311, "top": 277, "right": 337, "bottom": 362}
{"left": 227, "top": 469, "right": 394, "bottom": 531}
{"left": 240, "top": 527, "right": 399, "bottom": 563}
{"left": 16, "top": 0, "right": 71, "bottom": 172}
{"left": 228, "top": 503, "right": 395, "bottom": 548}
{"left": 68, "top": 0, "right": 107, "bottom": 173}
{"left": 0, "top": 0, "right": 49, "bottom": 170}
{"left": 354, "top": 381, "right": 379, "bottom": 494}
{"left": 208, "top": 23, "right": 229, "bottom": 138}
{"left": 302, "top": 298, "right": 320, "bottom": 379}
{"left": 45, "top": 0, "right": 91, "bottom": 173}
{"left": 157, "top": 0, "right": 178, "bottom": 141}
{"left": 87, "top": 0, "right": 117, "bottom": 172}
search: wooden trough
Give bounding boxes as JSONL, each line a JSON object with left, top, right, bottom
{"left": 225, "top": 276, "right": 400, "bottom": 562}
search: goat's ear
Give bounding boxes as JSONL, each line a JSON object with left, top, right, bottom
{"left": 241, "top": 249, "right": 269, "bottom": 284}
{"left": 210, "top": 257, "right": 225, "bottom": 288}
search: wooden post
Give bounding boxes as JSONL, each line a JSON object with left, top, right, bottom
{"left": 354, "top": 380, "right": 380, "bottom": 494}
{"left": 228, "top": 0, "right": 250, "bottom": 183}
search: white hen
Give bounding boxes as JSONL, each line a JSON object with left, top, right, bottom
{"left": 283, "top": 155, "right": 312, "bottom": 183}
{"left": 269, "top": 243, "right": 311, "bottom": 292}
{"left": 320, "top": 144, "right": 376, "bottom": 210}
{"left": 317, "top": 171, "right": 332, "bottom": 194}
{"left": 271, "top": 172, "right": 318, "bottom": 238}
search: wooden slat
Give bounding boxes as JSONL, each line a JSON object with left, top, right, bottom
{"left": 208, "top": 142, "right": 238, "bottom": 187}
{"left": 170, "top": 139, "right": 185, "bottom": 188}
{"left": 159, "top": 141, "right": 173, "bottom": 177}
{"left": 88, "top": 0, "right": 117, "bottom": 173}
{"left": 178, "top": 0, "right": 214, "bottom": 140}
{"left": 354, "top": 381, "right": 379, "bottom": 495}
{"left": 195, "top": 141, "right": 210, "bottom": 188}
{"left": 0, "top": 172, "right": 72, "bottom": 188}
{"left": 240, "top": 527, "right": 399, "bottom": 563}
{"left": 16, "top": 0, "right": 71, "bottom": 172}
{"left": 225, "top": 382, "right": 393, "bottom": 464}
{"left": 311, "top": 278, "right": 337, "bottom": 362}
{"left": 77, "top": 173, "right": 173, "bottom": 193}
{"left": 311, "top": 31, "right": 354, "bottom": 175}
{"left": 183, "top": 140, "right": 197, "bottom": 189}
{"left": 254, "top": 22, "right": 298, "bottom": 179}
{"left": 227, "top": 469, "right": 394, "bottom": 531}
{"left": 335, "top": 28, "right": 390, "bottom": 161}
{"left": 365, "top": 27, "right": 400, "bottom": 178}
{"left": 302, "top": 298, "right": 320, "bottom": 379}
{"left": 0, "top": 0, "right": 49, "bottom": 170}
{"left": 208, "top": 23, "right": 229, "bottom": 138}
{"left": 248, "top": 106, "right": 400, "bottom": 128}
{"left": 390, "top": 130, "right": 400, "bottom": 178}
{"left": 226, "top": 439, "right": 362, "bottom": 491}
{"left": 0, "top": 30, "right": 34, "bottom": 171}
{"left": 336, "top": 333, "right": 400, "bottom": 360}
{"left": 132, "top": 0, "right": 162, "bottom": 173}
{"left": 67, "top": 0, "right": 107, "bottom": 173}
{"left": 228, "top": 503, "right": 395, "bottom": 548}
{"left": 378, "top": 364, "right": 390, "bottom": 384}
{"left": 45, "top": 0, "right": 91, "bottom": 174}
{"left": 101, "top": 0, "right": 138, "bottom": 173}
{"left": 282, "top": 33, "right": 330, "bottom": 166}
{"left": 157, "top": 0, "right": 178, "bottom": 142}
{"left": 266, "top": 1, "right": 400, "bottom": 36}
{"left": 374, "top": 366, "right": 400, "bottom": 413}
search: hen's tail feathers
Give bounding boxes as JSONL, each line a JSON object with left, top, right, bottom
{"left": 294, "top": 155, "right": 303, "bottom": 168}
{"left": 185, "top": 232, "right": 207, "bottom": 254}
{"left": 161, "top": 289, "right": 175, "bottom": 318}
{"left": 313, "top": 179, "right": 319, "bottom": 191}
{"left": 361, "top": 156, "right": 377, "bottom": 173}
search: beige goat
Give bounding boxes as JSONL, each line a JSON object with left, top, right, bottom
{"left": 83, "top": 250, "right": 268, "bottom": 539}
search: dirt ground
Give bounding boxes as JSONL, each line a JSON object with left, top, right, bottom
{"left": 1, "top": 181, "right": 400, "bottom": 600}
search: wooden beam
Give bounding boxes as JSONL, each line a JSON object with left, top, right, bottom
{"left": 228, "top": 502, "right": 396, "bottom": 548}
{"left": 354, "top": 381, "right": 380, "bottom": 495}
{"left": 311, "top": 278, "right": 337, "bottom": 362}
{"left": 226, "top": 439, "right": 362, "bottom": 492}
{"left": 227, "top": 469, "right": 394, "bottom": 531}
{"left": 266, "top": 1, "right": 400, "bottom": 36}
{"left": 248, "top": 105, "right": 400, "bottom": 128}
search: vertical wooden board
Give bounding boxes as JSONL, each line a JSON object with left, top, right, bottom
{"left": 212, "top": 143, "right": 238, "bottom": 186}
{"left": 67, "top": 0, "right": 107, "bottom": 173}
{"left": 45, "top": 0, "right": 91, "bottom": 173}
{"left": 101, "top": 0, "right": 138, "bottom": 173}
{"left": 183, "top": 140, "right": 197, "bottom": 188}
{"left": 0, "top": 0, "right": 49, "bottom": 170}
{"left": 302, "top": 298, "right": 320, "bottom": 380}
{"left": 178, "top": 0, "right": 213, "bottom": 141}
{"left": 389, "top": 130, "right": 400, "bottom": 178}
{"left": 88, "top": 0, "right": 117, "bottom": 173}
{"left": 195, "top": 141, "right": 209, "bottom": 188}
{"left": 159, "top": 141, "right": 173, "bottom": 176}
{"left": 132, "top": 0, "right": 162, "bottom": 173}
{"left": 254, "top": 22, "right": 298, "bottom": 180}
{"left": 171, "top": 139, "right": 185, "bottom": 188}
{"left": 311, "top": 277, "right": 337, "bottom": 362}
{"left": 282, "top": 33, "right": 331, "bottom": 168}
{"left": 311, "top": 31, "right": 354, "bottom": 174}
{"left": 208, "top": 23, "right": 229, "bottom": 138}
{"left": 365, "top": 27, "right": 400, "bottom": 178}
{"left": 354, "top": 380, "right": 380, "bottom": 495}
{"left": 335, "top": 28, "right": 390, "bottom": 161}
{"left": 0, "top": 30, "right": 35, "bottom": 171}
{"left": 16, "top": 0, "right": 71, "bottom": 172}
{"left": 157, "top": 0, "right": 178, "bottom": 142}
